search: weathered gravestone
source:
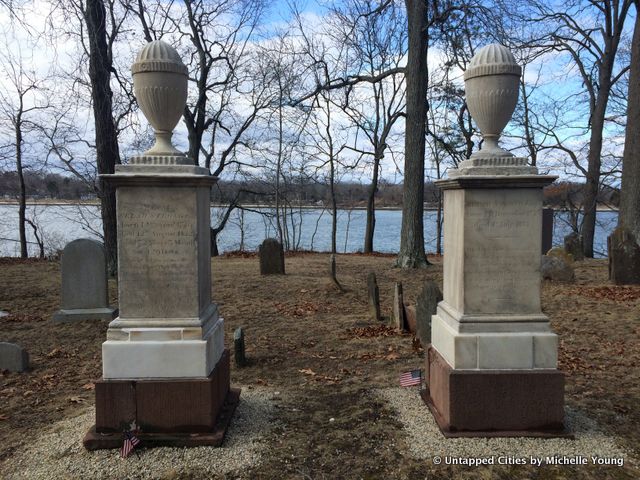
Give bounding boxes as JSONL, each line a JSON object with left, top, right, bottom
{"left": 0, "top": 342, "right": 29, "bottom": 372}
{"left": 608, "top": 227, "right": 640, "bottom": 284}
{"left": 415, "top": 281, "right": 443, "bottom": 347}
{"left": 393, "top": 282, "right": 407, "bottom": 331}
{"left": 541, "top": 208, "right": 554, "bottom": 254}
{"left": 366, "top": 272, "right": 381, "bottom": 321}
{"left": 564, "top": 233, "right": 584, "bottom": 261}
{"left": 404, "top": 305, "right": 417, "bottom": 334}
{"left": 541, "top": 255, "right": 575, "bottom": 283}
{"left": 259, "top": 238, "right": 285, "bottom": 275}
{"left": 234, "top": 327, "right": 247, "bottom": 367}
{"left": 52, "top": 239, "right": 117, "bottom": 323}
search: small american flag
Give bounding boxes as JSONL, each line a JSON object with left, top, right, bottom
{"left": 399, "top": 369, "right": 422, "bottom": 387}
{"left": 120, "top": 430, "right": 141, "bottom": 458}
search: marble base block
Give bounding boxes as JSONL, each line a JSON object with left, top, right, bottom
{"left": 425, "top": 347, "right": 566, "bottom": 436}
{"left": 431, "top": 304, "right": 558, "bottom": 370}
{"left": 52, "top": 307, "right": 117, "bottom": 323}
{"left": 102, "top": 311, "right": 224, "bottom": 379}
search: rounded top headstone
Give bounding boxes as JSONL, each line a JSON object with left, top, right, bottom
{"left": 464, "top": 44, "right": 521, "bottom": 81}
{"left": 132, "top": 40, "right": 188, "bottom": 76}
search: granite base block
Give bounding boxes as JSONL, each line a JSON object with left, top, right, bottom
{"left": 425, "top": 347, "right": 568, "bottom": 437}
{"left": 84, "top": 349, "right": 237, "bottom": 450}
{"left": 83, "top": 388, "right": 240, "bottom": 449}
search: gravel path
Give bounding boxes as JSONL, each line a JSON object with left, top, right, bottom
{"left": 1, "top": 387, "right": 278, "bottom": 480}
{"left": 377, "top": 388, "right": 634, "bottom": 468}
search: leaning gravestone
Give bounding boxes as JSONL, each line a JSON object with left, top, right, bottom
{"left": 564, "top": 233, "right": 584, "bottom": 261}
{"left": 608, "top": 227, "right": 640, "bottom": 284}
{"left": 415, "top": 280, "right": 442, "bottom": 347}
{"left": 234, "top": 327, "right": 247, "bottom": 367}
{"left": 393, "top": 282, "right": 406, "bottom": 331}
{"left": 0, "top": 342, "right": 29, "bottom": 372}
{"left": 259, "top": 238, "right": 285, "bottom": 275}
{"left": 366, "top": 273, "right": 381, "bottom": 321}
{"left": 52, "top": 239, "right": 117, "bottom": 323}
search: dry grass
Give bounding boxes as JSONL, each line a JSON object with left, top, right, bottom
{"left": 0, "top": 253, "right": 638, "bottom": 479}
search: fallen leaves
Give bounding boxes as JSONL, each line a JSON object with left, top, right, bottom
{"left": 346, "top": 325, "right": 399, "bottom": 338}
{"left": 81, "top": 383, "right": 95, "bottom": 391}
{"left": 298, "top": 368, "right": 340, "bottom": 384}
{"left": 567, "top": 286, "right": 640, "bottom": 303}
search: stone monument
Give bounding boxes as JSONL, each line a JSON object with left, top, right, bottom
{"left": 424, "top": 44, "right": 566, "bottom": 436}
{"left": 83, "top": 40, "right": 239, "bottom": 449}
{"left": 52, "top": 239, "right": 117, "bottom": 323}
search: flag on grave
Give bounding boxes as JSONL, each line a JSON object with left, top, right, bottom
{"left": 120, "top": 430, "right": 141, "bottom": 458}
{"left": 399, "top": 369, "right": 422, "bottom": 387}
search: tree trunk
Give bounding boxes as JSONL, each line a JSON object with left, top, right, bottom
{"left": 16, "top": 121, "right": 27, "bottom": 258}
{"left": 581, "top": 70, "right": 611, "bottom": 258}
{"left": 619, "top": 8, "right": 640, "bottom": 240}
{"left": 364, "top": 153, "right": 381, "bottom": 253}
{"left": 397, "top": 0, "right": 428, "bottom": 268}
{"left": 84, "top": 0, "right": 120, "bottom": 275}
{"left": 211, "top": 229, "right": 220, "bottom": 257}
{"left": 330, "top": 158, "right": 338, "bottom": 254}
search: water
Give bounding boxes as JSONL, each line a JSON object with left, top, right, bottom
{"left": 0, "top": 203, "right": 618, "bottom": 258}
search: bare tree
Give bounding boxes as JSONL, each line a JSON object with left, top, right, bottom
{"left": 0, "top": 27, "right": 50, "bottom": 258}
{"left": 330, "top": 0, "right": 406, "bottom": 253}
{"left": 532, "top": 0, "right": 633, "bottom": 257}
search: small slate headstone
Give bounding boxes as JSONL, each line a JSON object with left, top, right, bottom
{"left": 259, "top": 238, "right": 285, "bottom": 275}
{"left": 52, "top": 239, "right": 117, "bottom": 323}
{"left": 234, "top": 327, "right": 247, "bottom": 367}
{"left": 0, "top": 342, "right": 29, "bottom": 372}
{"left": 541, "top": 255, "right": 575, "bottom": 283}
{"left": 564, "top": 233, "right": 584, "bottom": 261}
{"left": 366, "top": 273, "right": 381, "bottom": 321}
{"left": 393, "top": 282, "right": 407, "bottom": 332}
{"left": 415, "top": 281, "right": 443, "bottom": 347}
{"left": 541, "top": 208, "right": 554, "bottom": 254}
{"left": 608, "top": 227, "right": 640, "bottom": 285}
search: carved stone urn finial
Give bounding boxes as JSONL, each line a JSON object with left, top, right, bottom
{"left": 131, "top": 40, "right": 190, "bottom": 165}
{"left": 464, "top": 44, "right": 521, "bottom": 158}
{"left": 451, "top": 44, "right": 537, "bottom": 177}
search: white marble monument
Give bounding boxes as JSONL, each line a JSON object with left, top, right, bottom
{"left": 84, "top": 41, "right": 238, "bottom": 450}
{"left": 425, "top": 44, "right": 566, "bottom": 435}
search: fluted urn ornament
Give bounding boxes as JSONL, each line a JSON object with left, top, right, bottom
{"left": 131, "top": 40, "right": 190, "bottom": 165}
{"left": 454, "top": 44, "right": 536, "bottom": 176}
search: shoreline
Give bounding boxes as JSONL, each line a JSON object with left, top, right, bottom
{"left": 0, "top": 200, "right": 620, "bottom": 212}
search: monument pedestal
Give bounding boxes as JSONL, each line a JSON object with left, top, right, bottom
{"left": 84, "top": 165, "right": 239, "bottom": 449}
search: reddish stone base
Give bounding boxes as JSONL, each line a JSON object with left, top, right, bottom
{"left": 83, "top": 349, "right": 240, "bottom": 449}
{"left": 424, "top": 347, "right": 571, "bottom": 438}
